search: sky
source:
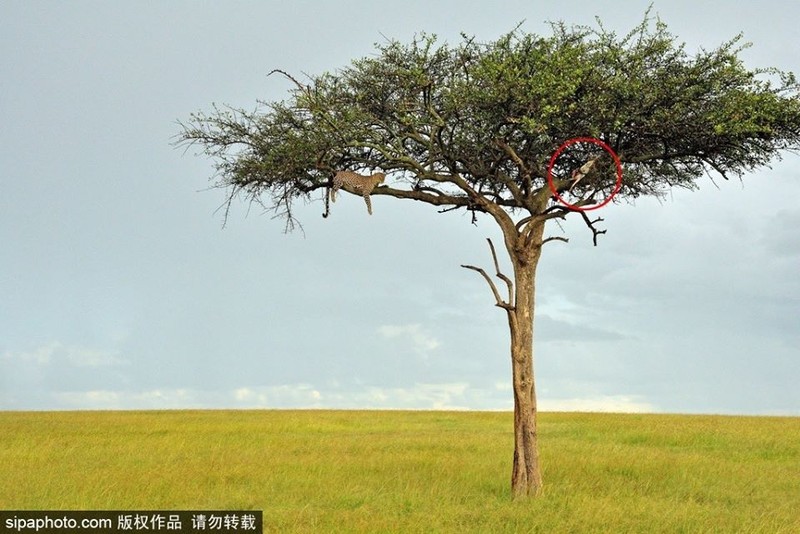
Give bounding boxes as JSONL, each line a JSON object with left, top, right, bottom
{"left": 1, "top": 1, "right": 798, "bottom": 415}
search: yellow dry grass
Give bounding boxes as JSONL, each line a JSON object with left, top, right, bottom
{"left": 1, "top": 410, "right": 798, "bottom": 532}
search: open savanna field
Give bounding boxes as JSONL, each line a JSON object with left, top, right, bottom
{"left": 1, "top": 410, "right": 798, "bottom": 533}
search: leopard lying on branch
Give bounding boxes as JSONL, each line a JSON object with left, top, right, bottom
{"left": 323, "top": 171, "right": 386, "bottom": 218}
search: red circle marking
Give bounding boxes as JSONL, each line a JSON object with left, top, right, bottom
{"left": 547, "top": 137, "right": 623, "bottom": 212}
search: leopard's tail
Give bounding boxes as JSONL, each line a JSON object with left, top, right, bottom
{"left": 322, "top": 187, "right": 331, "bottom": 218}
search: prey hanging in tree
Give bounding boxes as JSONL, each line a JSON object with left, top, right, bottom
{"left": 568, "top": 155, "right": 603, "bottom": 193}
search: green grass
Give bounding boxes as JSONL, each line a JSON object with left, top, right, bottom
{"left": 1, "top": 411, "right": 799, "bottom": 532}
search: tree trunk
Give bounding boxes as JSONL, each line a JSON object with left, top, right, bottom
{"left": 508, "top": 224, "right": 545, "bottom": 499}
{"left": 465, "top": 215, "right": 546, "bottom": 499}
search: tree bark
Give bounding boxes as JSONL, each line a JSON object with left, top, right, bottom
{"left": 507, "top": 222, "right": 545, "bottom": 499}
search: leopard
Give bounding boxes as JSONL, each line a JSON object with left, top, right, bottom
{"left": 323, "top": 171, "right": 386, "bottom": 218}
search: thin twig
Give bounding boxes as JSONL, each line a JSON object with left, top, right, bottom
{"left": 267, "top": 69, "right": 310, "bottom": 93}
{"left": 438, "top": 204, "right": 465, "bottom": 214}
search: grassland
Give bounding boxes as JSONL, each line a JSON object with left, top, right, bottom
{"left": 1, "top": 410, "right": 798, "bottom": 532}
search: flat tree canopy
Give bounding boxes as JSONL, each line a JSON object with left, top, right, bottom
{"left": 179, "top": 16, "right": 800, "bottom": 230}
{"left": 178, "top": 13, "right": 800, "bottom": 498}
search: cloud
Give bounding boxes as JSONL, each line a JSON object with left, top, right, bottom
{"left": 49, "top": 382, "right": 474, "bottom": 410}
{"left": 539, "top": 395, "right": 657, "bottom": 413}
{"left": 536, "top": 314, "right": 629, "bottom": 343}
{"left": 64, "top": 346, "right": 126, "bottom": 367}
{"left": 232, "top": 385, "right": 322, "bottom": 407}
{"left": 378, "top": 324, "right": 441, "bottom": 355}
{"left": 43, "top": 383, "right": 660, "bottom": 413}
{"left": 2, "top": 341, "right": 126, "bottom": 368}
{"left": 55, "top": 388, "right": 195, "bottom": 409}
{"left": 362, "top": 383, "right": 470, "bottom": 410}
{"left": 2, "top": 341, "right": 62, "bottom": 365}
{"left": 232, "top": 383, "right": 468, "bottom": 410}
{"left": 495, "top": 382, "right": 655, "bottom": 413}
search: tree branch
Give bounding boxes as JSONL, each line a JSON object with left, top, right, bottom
{"left": 493, "top": 138, "right": 528, "bottom": 202}
{"left": 579, "top": 211, "right": 607, "bottom": 246}
{"left": 437, "top": 204, "right": 466, "bottom": 214}
{"left": 542, "top": 205, "right": 571, "bottom": 221}
{"left": 532, "top": 177, "right": 572, "bottom": 208}
{"left": 267, "top": 69, "right": 310, "bottom": 93}
{"left": 371, "top": 185, "right": 471, "bottom": 208}
{"left": 703, "top": 157, "right": 731, "bottom": 180}
{"left": 461, "top": 238, "right": 514, "bottom": 311}
{"left": 487, "top": 238, "right": 514, "bottom": 306}
{"left": 514, "top": 203, "right": 569, "bottom": 231}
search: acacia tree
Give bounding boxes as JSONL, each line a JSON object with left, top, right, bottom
{"left": 178, "top": 15, "right": 800, "bottom": 498}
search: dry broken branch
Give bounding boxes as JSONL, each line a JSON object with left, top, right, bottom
{"left": 580, "top": 211, "right": 607, "bottom": 246}
{"left": 461, "top": 238, "right": 515, "bottom": 311}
